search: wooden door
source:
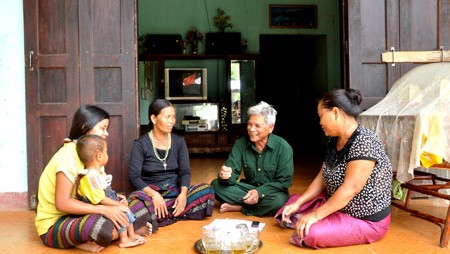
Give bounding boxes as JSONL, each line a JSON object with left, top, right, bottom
{"left": 24, "top": 0, "right": 138, "bottom": 209}
{"left": 344, "top": 0, "right": 450, "bottom": 110}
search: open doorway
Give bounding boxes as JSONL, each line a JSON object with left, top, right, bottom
{"left": 258, "top": 35, "right": 328, "bottom": 157}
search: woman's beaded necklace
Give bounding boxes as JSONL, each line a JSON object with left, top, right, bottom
{"left": 149, "top": 130, "right": 171, "bottom": 170}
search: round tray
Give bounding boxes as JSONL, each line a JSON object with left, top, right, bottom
{"left": 194, "top": 239, "right": 262, "bottom": 254}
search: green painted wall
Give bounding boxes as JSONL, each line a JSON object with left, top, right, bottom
{"left": 138, "top": 0, "right": 341, "bottom": 124}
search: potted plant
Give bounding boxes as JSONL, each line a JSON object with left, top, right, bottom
{"left": 206, "top": 8, "right": 241, "bottom": 54}
{"left": 213, "top": 8, "right": 233, "bottom": 32}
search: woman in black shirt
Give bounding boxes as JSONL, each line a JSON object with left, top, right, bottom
{"left": 129, "top": 99, "right": 215, "bottom": 228}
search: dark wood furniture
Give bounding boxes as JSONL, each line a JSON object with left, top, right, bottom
{"left": 139, "top": 53, "right": 259, "bottom": 153}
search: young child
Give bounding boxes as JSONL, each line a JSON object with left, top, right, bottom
{"left": 76, "top": 134, "right": 149, "bottom": 248}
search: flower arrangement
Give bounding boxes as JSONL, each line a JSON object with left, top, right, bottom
{"left": 213, "top": 8, "right": 233, "bottom": 32}
{"left": 138, "top": 34, "right": 148, "bottom": 54}
{"left": 179, "top": 40, "right": 188, "bottom": 53}
{"left": 186, "top": 27, "right": 203, "bottom": 54}
{"left": 186, "top": 27, "right": 203, "bottom": 44}
{"left": 241, "top": 38, "right": 248, "bottom": 52}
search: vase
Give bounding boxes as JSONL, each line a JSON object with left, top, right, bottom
{"left": 191, "top": 40, "right": 199, "bottom": 54}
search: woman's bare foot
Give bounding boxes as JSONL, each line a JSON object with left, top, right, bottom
{"left": 118, "top": 236, "right": 145, "bottom": 248}
{"left": 135, "top": 222, "right": 153, "bottom": 237}
{"left": 219, "top": 203, "right": 242, "bottom": 213}
{"left": 75, "top": 241, "right": 104, "bottom": 252}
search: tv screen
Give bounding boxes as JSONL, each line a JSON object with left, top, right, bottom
{"left": 164, "top": 68, "right": 207, "bottom": 100}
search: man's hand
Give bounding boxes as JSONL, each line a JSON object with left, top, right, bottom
{"left": 219, "top": 165, "right": 232, "bottom": 180}
{"left": 242, "top": 189, "right": 259, "bottom": 205}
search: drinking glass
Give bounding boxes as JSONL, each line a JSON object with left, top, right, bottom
{"left": 231, "top": 230, "right": 247, "bottom": 254}
{"left": 246, "top": 228, "right": 260, "bottom": 252}
{"left": 221, "top": 231, "right": 233, "bottom": 251}
{"left": 201, "top": 226, "right": 220, "bottom": 254}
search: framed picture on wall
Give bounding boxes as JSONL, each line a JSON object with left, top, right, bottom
{"left": 269, "top": 5, "right": 317, "bottom": 28}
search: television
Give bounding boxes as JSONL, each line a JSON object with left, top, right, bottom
{"left": 164, "top": 68, "right": 207, "bottom": 100}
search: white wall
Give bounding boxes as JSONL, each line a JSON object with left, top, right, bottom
{"left": 0, "top": 1, "right": 27, "bottom": 192}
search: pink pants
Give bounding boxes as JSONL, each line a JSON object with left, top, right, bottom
{"left": 274, "top": 194, "right": 391, "bottom": 249}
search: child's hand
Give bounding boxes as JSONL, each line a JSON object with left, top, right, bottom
{"left": 105, "top": 174, "right": 113, "bottom": 186}
{"left": 118, "top": 194, "right": 128, "bottom": 205}
{"left": 118, "top": 204, "right": 131, "bottom": 213}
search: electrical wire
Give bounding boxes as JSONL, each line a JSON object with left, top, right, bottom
{"left": 203, "top": 0, "right": 212, "bottom": 32}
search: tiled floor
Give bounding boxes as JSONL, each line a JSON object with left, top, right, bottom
{"left": 1, "top": 153, "right": 449, "bottom": 253}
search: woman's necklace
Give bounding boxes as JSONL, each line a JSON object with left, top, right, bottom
{"left": 149, "top": 130, "right": 171, "bottom": 170}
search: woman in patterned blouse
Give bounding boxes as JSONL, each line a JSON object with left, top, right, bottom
{"left": 276, "top": 89, "right": 392, "bottom": 249}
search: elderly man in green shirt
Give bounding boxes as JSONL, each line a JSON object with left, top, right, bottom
{"left": 211, "top": 101, "right": 294, "bottom": 216}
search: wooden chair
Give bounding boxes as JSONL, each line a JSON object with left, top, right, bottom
{"left": 392, "top": 161, "right": 450, "bottom": 247}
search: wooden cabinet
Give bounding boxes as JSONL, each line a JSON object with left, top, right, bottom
{"left": 181, "top": 132, "right": 233, "bottom": 154}
{"left": 139, "top": 53, "right": 258, "bottom": 153}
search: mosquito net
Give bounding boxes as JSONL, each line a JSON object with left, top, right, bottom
{"left": 359, "top": 62, "right": 450, "bottom": 183}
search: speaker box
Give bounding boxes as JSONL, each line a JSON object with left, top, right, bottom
{"left": 143, "top": 34, "right": 183, "bottom": 54}
{"left": 206, "top": 32, "right": 241, "bottom": 54}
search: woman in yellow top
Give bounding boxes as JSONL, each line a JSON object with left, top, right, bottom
{"left": 35, "top": 105, "right": 152, "bottom": 252}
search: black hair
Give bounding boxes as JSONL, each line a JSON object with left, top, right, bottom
{"left": 68, "top": 105, "right": 110, "bottom": 140}
{"left": 320, "top": 89, "right": 362, "bottom": 118}
{"left": 148, "top": 99, "right": 173, "bottom": 130}
{"left": 76, "top": 134, "right": 106, "bottom": 164}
